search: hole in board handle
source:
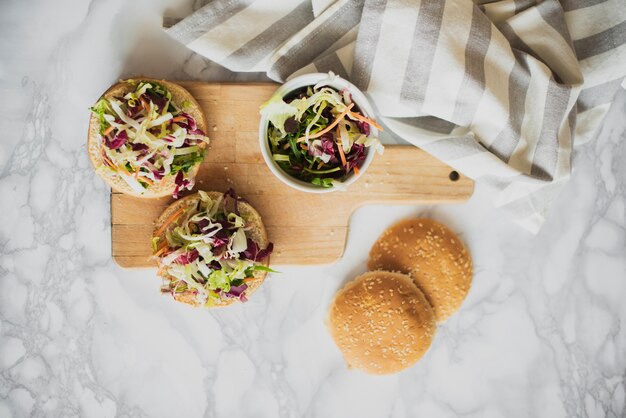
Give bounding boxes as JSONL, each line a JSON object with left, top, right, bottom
{"left": 449, "top": 171, "right": 460, "bottom": 182}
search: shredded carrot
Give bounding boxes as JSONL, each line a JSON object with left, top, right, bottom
{"left": 299, "top": 143, "right": 308, "bottom": 150}
{"left": 103, "top": 125, "right": 115, "bottom": 136}
{"left": 353, "top": 165, "right": 360, "bottom": 176}
{"left": 297, "top": 103, "right": 354, "bottom": 142}
{"left": 101, "top": 151, "right": 114, "bottom": 168}
{"left": 335, "top": 126, "right": 347, "bottom": 167}
{"left": 153, "top": 245, "right": 169, "bottom": 258}
{"left": 100, "top": 145, "right": 118, "bottom": 170}
{"left": 243, "top": 277, "right": 258, "bottom": 283}
{"left": 154, "top": 208, "right": 185, "bottom": 238}
{"left": 138, "top": 175, "right": 154, "bottom": 186}
{"left": 172, "top": 115, "right": 186, "bottom": 123}
{"left": 346, "top": 111, "right": 383, "bottom": 132}
{"left": 317, "top": 161, "right": 324, "bottom": 170}
{"left": 139, "top": 96, "right": 149, "bottom": 110}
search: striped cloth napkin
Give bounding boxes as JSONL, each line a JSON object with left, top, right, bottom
{"left": 166, "top": 0, "right": 626, "bottom": 232}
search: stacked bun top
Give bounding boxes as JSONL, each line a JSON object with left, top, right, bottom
{"left": 327, "top": 271, "right": 436, "bottom": 375}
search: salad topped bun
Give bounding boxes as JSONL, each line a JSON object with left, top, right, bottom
{"left": 88, "top": 78, "right": 209, "bottom": 198}
{"left": 327, "top": 271, "right": 436, "bottom": 375}
{"left": 152, "top": 190, "right": 273, "bottom": 308}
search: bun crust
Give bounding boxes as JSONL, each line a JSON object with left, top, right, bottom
{"left": 154, "top": 192, "right": 270, "bottom": 308}
{"left": 327, "top": 271, "right": 436, "bottom": 375}
{"left": 88, "top": 78, "right": 208, "bottom": 198}
{"left": 368, "top": 218, "right": 473, "bottom": 322}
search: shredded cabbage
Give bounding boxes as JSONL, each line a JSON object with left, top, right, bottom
{"left": 259, "top": 95, "right": 298, "bottom": 138}
{"left": 90, "top": 80, "right": 210, "bottom": 198}
{"left": 153, "top": 190, "right": 273, "bottom": 306}
{"left": 260, "top": 73, "right": 384, "bottom": 188}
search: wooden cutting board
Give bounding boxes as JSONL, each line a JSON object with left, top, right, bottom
{"left": 111, "top": 82, "right": 473, "bottom": 268}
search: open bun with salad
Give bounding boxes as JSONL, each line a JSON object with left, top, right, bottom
{"left": 152, "top": 189, "right": 274, "bottom": 308}
{"left": 89, "top": 78, "right": 209, "bottom": 198}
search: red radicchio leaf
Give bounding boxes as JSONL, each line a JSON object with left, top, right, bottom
{"left": 357, "top": 121, "right": 370, "bottom": 136}
{"left": 126, "top": 104, "right": 142, "bottom": 118}
{"left": 307, "top": 141, "right": 323, "bottom": 159}
{"left": 345, "top": 143, "right": 366, "bottom": 173}
{"left": 142, "top": 93, "right": 167, "bottom": 114}
{"left": 178, "top": 113, "right": 197, "bottom": 131}
{"left": 172, "top": 171, "right": 192, "bottom": 199}
{"left": 198, "top": 219, "right": 211, "bottom": 232}
{"left": 130, "top": 143, "right": 149, "bottom": 152}
{"left": 223, "top": 188, "right": 241, "bottom": 216}
{"left": 189, "top": 128, "right": 206, "bottom": 136}
{"left": 211, "top": 228, "right": 229, "bottom": 248}
{"left": 174, "top": 171, "right": 184, "bottom": 186}
{"left": 152, "top": 169, "right": 164, "bottom": 180}
{"left": 308, "top": 134, "right": 338, "bottom": 163}
{"left": 225, "top": 284, "right": 248, "bottom": 298}
{"left": 242, "top": 239, "right": 273, "bottom": 261}
{"left": 320, "top": 135, "right": 337, "bottom": 157}
{"left": 175, "top": 249, "right": 199, "bottom": 265}
{"left": 105, "top": 130, "right": 128, "bottom": 150}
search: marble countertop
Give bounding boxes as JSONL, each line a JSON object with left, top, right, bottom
{"left": 1, "top": 1, "right": 625, "bottom": 417}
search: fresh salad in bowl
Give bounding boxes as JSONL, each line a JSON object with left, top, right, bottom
{"left": 260, "top": 74, "right": 383, "bottom": 189}
{"left": 88, "top": 78, "right": 210, "bottom": 198}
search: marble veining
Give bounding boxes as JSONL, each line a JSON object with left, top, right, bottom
{"left": 0, "top": 0, "right": 625, "bottom": 417}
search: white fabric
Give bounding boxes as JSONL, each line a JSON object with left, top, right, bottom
{"left": 166, "top": 0, "right": 626, "bottom": 232}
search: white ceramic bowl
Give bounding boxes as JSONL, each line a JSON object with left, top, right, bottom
{"left": 259, "top": 73, "right": 378, "bottom": 193}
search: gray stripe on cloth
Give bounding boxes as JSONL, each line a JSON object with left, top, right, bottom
{"left": 530, "top": 82, "right": 571, "bottom": 180}
{"left": 399, "top": 0, "right": 446, "bottom": 105}
{"left": 268, "top": 0, "right": 364, "bottom": 81}
{"left": 422, "top": 135, "right": 489, "bottom": 160}
{"left": 471, "top": 0, "right": 500, "bottom": 6}
{"left": 166, "top": 0, "right": 254, "bottom": 45}
{"left": 574, "top": 20, "right": 626, "bottom": 60}
{"left": 392, "top": 116, "right": 457, "bottom": 134}
{"left": 312, "top": 52, "right": 350, "bottom": 79}
{"left": 499, "top": 22, "right": 535, "bottom": 58}
{"left": 577, "top": 77, "right": 624, "bottom": 112}
{"left": 514, "top": 0, "right": 536, "bottom": 14}
{"left": 451, "top": 5, "right": 491, "bottom": 127}
{"left": 567, "top": 105, "right": 576, "bottom": 149}
{"left": 221, "top": 1, "right": 315, "bottom": 70}
{"left": 560, "top": 0, "right": 607, "bottom": 12}
{"left": 352, "top": 0, "right": 388, "bottom": 90}
{"left": 488, "top": 50, "right": 531, "bottom": 163}
{"left": 536, "top": 0, "right": 573, "bottom": 46}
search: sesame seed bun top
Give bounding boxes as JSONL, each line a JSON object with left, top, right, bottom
{"left": 327, "top": 271, "right": 436, "bottom": 375}
{"left": 368, "top": 218, "right": 473, "bottom": 322}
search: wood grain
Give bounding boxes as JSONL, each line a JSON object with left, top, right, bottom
{"left": 111, "top": 82, "right": 473, "bottom": 268}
